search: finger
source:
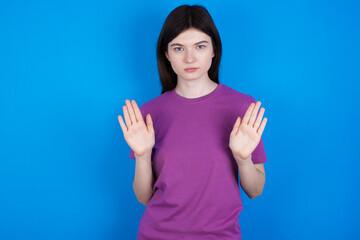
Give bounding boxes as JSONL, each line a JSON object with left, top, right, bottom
{"left": 257, "top": 117, "right": 268, "bottom": 136}
{"left": 242, "top": 102, "right": 255, "bottom": 125}
{"left": 231, "top": 117, "right": 241, "bottom": 135}
{"left": 146, "top": 114, "right": 154, "bottom": 132}
{"left": 125, "top": 99, "right": 136, "bottom": 124}
{"left": 131, "top": 100, "right": 143, "bottom": 123}
{"left": 118, "top": 115, "right": 128, "bottom": 133}
{"left": 253, "top": 107, "right": 265, "bottom": 130}
{"left": 123, "top": 105, "right": 132, "bottom": 127}
{"left": 249, "top": 101, "right": 261, "bottom": 127}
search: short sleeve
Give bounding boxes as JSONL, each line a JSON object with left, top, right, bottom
{"left": 128, "top": 103, "right": 148, "bottom": 160}
{"left": 251, "top": 136, "right": 267, "bottom": 164}
{"left": 129, "top": 148, "right": 135, "bottom": 159}
{"left": 246, "top": 96, "right": 267, "bottom": 164}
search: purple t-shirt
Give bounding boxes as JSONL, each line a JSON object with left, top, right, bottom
{"left": 129, "top": 82, "right": 267, "bottom": 239}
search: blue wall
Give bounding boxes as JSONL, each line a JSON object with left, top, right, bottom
{"left": 1, "top": 0, "right": 359, "bottom": 239}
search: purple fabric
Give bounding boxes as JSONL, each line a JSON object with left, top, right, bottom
{"left": 129, "top": 82, "right": 267, "bottom": 239}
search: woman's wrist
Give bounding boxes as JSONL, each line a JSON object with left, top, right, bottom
{"left": 233, "top": 153, "right": 252, "bottom": 166}
{"left": 135, "top": 150, "right": 152, "bottom": 161}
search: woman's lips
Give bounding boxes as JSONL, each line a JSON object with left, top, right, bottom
{"left": 184, "top": 68, "right": 198, "bottom": 72}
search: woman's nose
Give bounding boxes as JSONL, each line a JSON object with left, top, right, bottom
{"left": 184, "top": 49, "right": 196, "bottom": 63}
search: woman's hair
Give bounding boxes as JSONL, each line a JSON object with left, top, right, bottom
{"left": 157, "top": 5, "right": 222, "bottom": 94}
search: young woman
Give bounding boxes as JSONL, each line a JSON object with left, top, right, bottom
{"left": 118, "top": 4, "right": 268, "bottom": 240}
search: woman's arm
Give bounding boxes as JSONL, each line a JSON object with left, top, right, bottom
{"left": 235, "top": 155, "right": 265, "bottom": 199}
{"left": 229, "top": 101, "right": 268, "bottom": 199}
{"left": 133, "top": 152, "right": 155, "bottom": 206}
{"left": 118, "top": 99, "right": 155, "bottom": 206}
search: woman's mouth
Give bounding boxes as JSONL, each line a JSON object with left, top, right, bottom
{"left": 184, "top": 68, "right": 198, "bottom": 72}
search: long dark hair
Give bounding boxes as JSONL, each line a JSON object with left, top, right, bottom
{"left": 157, "top": 5, "right": 222, "bottom": 94}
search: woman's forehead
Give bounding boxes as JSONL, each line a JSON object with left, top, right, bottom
{"left": 169, "top": 28, "right": 212, "bottom": 45}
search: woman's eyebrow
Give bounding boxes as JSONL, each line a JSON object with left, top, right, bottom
{"left": 170, "top": 40, "right": 209, "bottom": 47}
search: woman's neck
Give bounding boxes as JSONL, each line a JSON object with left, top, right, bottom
{"left": 174, "top": 77, "right": 218, "bottom": 99}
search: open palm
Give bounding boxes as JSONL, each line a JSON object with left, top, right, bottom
{"left": 229, "top": 101, "right": 268, "bottom": 161}
{"left": 118, "top": 99, "right": 155, "bottom": 158}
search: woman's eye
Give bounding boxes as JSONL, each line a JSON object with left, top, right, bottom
{"left": 174, "top": 47, "right": 183, "bottom": 52}
{"left": 197, "top": 45, "right": 205, "bottom": 49}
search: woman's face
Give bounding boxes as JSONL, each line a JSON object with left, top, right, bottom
{"left": 165, "top": 28, "right": 215, "bottom": 83}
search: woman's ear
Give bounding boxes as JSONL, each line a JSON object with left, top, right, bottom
{"left": 165, "top": 51, "right": 170, "bottom": 62}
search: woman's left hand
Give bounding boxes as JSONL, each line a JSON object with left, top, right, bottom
{"left": 229, "top": 101, "right": 268, "bottom": 162}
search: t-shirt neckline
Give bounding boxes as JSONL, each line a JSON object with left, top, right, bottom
{"left": 170, "top": 82, "right": 223, "bottom": 103}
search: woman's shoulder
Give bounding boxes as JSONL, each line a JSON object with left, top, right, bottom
{"left": 219, "top": 83, "right": 259, "bottom": 117}
{"left": 138, "top": 91, "right": 171, "bottom": 112}
{"left": 220, "top": 82, "right": 257, "bottom": 103}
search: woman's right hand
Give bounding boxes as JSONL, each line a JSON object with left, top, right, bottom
{"left": 118, "top": 99, "right": 155, "bottom": 158}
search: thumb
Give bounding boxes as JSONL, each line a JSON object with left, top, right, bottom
{"left": 231, "top": 117, "right": 241, "bottom": 135}
{"left": 146, "top": 114, "right": 154, "bottom": 132}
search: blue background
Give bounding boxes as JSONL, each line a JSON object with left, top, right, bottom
{"left": 1, "top": 0, "right": 359, "bottom": 239}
